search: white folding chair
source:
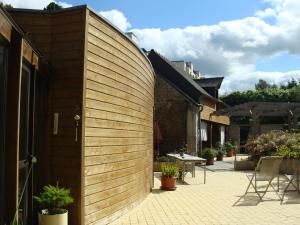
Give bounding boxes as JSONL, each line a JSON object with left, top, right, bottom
{"left": 241, "top": 156, "right": 283, "bottom": 201}
{"left": 281, "top": 159, "right": 300, "bottom": 203}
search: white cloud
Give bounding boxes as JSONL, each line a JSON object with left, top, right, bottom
{"left": 255, "top": 8, "right": 276, "bottom": 18}
{"left": 57, "top": 1, "right": 72, "bottom": 8}
{"left": 3, "top": 0, "right": 72, "bottom": 9}
{"left": 130, "top": 0, "right": 300, "bottom": 93}
{"left": 99, "top": 10, "right": 131, "bottom": 32}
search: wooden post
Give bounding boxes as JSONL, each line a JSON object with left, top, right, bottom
{"left": 4, "top": 29, "right": 23, "bottom": 224}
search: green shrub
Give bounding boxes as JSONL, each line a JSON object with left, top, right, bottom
{"left": 245, "top": 131, "right": 300, "bottom": 161}
{"left": 202, "top": 148, "right": 216, "bottom": 160}
{"left": 157, "top": 156, "right": 169, "bottom": 162}
{"left": 216, "top": 142, "right": 225, "bottom": 155}
{"left": 161, "top": 163, "right": 179, "bottom": 178}
{"left": 34, "top": 184, "right": 74, "bottom": 215}
{"left": 223, "top": 139, "right": 237, "bottom": 153}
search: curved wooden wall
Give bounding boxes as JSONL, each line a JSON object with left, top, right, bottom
{"left": 83, "top": 10, "right": 154, "bottom": 225}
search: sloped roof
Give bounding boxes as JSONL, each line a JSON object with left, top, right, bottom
{"left": 214, "top": 102, "right": 300, "bottom": 117}
{"left": 147, "top": 49, "right": 219, "bottom": 106}
{"left": 194, "top": 77, "right": 224, "bottom": 89}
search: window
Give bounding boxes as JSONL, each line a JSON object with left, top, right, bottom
{"left": 201, "top": 121, "right": 208, "bottom": 141}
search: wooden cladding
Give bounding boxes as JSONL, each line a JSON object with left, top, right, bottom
{"left": 84, "top": 10, "right": 154, "bottom": 225}
{"left": 9, "top": 6, "right": 154, "bottom": 225}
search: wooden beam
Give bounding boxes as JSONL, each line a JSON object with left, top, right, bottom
{"left": 4, "top": 29, "right": 23, "bottom": 224}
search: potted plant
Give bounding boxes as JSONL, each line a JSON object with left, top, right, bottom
{"left": 34, "top": 184, "right": 74, "bottom": 225}
{"left": 202, "top": 148, "right": 216, "bottom": 165}
{"left": 160, "top": 163, "right": 179, "bottom": 190}
{"left": 216, "top": 142, "right": 225, "bottom": 161}
{"left": 224, "top": 140, "right": 236, "bottom": 157}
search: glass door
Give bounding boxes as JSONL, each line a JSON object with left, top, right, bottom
{"left": 18, "top": 64, "right": 33, "bottom": 225}
{"left": 0, "top": 37, "right": 8, "bottom": 225}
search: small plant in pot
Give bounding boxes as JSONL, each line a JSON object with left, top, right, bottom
{"left": 34, "top": 184, "right": 74, "bottom": 225}
{"left": 160, "top": 163, "right": 179, "bottom": 191}
{"left": 216, "top": 142, "right": 225, "bottom": 161}
{"left": 202, "top": 148, "right": 216, "bottom": 165}
{"left": 224, "top": 140, "right": 237, "bottom": 157}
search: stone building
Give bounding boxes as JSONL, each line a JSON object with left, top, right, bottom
{"left": 148, "top": 50, "right": 229, "bottom": 156}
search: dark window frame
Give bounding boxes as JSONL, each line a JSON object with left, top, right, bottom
{"left": 0, "top": 35, "right": 9, "bottom": 225}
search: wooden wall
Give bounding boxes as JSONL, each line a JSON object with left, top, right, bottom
{"left": 201, "top": 97, "right": 230, "bottom": 125}
{"left": 83, "top": 10, "right": 154, "bottom": 224}
{"left": 10, "top": 8, "right": 86, "bottom": 225}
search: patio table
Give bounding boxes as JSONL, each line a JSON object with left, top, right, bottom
{"left": 167, "top": 153, "right": 207, "bottom": 184}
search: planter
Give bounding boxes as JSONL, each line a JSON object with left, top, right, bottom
{"left": 226, "top": 150, "right": 233, "bottom": 157}
{"left": 206, "top": 158, "right": 214, "bottom": 165}
{"left": 216, "top": 154, "right": 223, "bottom": 161}
{"left": 160, "top": 177, "right": 176, "bottom": 190}
{"left": 234, "top": 160, "right": 255, "bottom": 171}
{"left": 280, "top": 159, "right": 299, "bottom": 174}
{"left": 38, "top": 210, "right": 68, "bottom": 225}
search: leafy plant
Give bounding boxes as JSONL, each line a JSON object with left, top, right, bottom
{"left": 161, "top": 163, "right": 179, "bottom": 178}
{"left": 245, "top": 131, "right": 300, "bottom": 161}
{"left": 34, "top": 184, "right": 74, "bottom": 215}
{"left": 202, "top": 148, "right": 216, "bottom": 160}
{"left": 216, "top": 142, "right": 225, "bottom": 155}
{"left": 223, "top": 140, "right": 237, "bottom": 153}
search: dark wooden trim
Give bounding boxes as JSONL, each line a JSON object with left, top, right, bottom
{"left": 80, "top": 7, "right": 89, "bottom": 225}
{"left": 4, "top": 29, "right": 23, "bottom": 224}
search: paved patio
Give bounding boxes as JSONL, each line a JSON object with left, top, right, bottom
{"left": 110, "top": 168, "right": 300, "bottom": 225}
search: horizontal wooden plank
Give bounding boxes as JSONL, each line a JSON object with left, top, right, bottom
{"left": 85, "top": 136, "right": 152, "bottom": 147}
{"left": 86, "top": 90, "right": 152, "bottom": 117}
{"left": 87, "top": 32, "right": 153, "bottom": 85}
{"left": 85, "top": 188, "right": 138, "bottom": 224}
{"left": 84, "top": 160, "right": 149, "bottom": 186}
{"left": 85, "top": 150, "right": 149, "bottom": 167}
{"left": 85, "top": 127, "right": 151, "bottom": 138}
{"left": 87, "top": 41, "right": 153, "bottom": 90}
{"left": 86, "top": 63, "right": 153, "bottom": 104}
{"left": 85, "top": 179, "right": 136, "bottom": 207}
{"left": 86, "top": 79, "right": 153, "bottom": 110}
{"left": 85, "top": 108, "right": 152, "bottom": 128}
{"left": 87, "top": 51, "right": 153, "bottom": 99}
{"left": 85, "top": 98, "right": 152, "bottom": 121}
{"left": 84, "top": 172, "right": 138, "bottom": 196}
{"left": 85, "top": 144, "right": 153, "bottom": 156}
{"left": 85, "top": 118, "right": 153, "bottom": 133}
{"left": 88, "top": 15, "right": 153, "bottom": 76}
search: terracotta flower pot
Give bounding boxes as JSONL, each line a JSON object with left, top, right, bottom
{"left": 161, "top": 177, "right": 176, "bottom": 190}
{"left": 216, "top": 154, "right": 223, "bottom": 161}
{"left": 206, "top": 158, "right": 214, "bottom": 165}
{"left": 226, "top": 150, "right": 233, "bottom": 157}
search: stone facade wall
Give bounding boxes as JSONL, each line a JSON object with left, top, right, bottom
{"left": 155, "top": 74, "right": 188, "bottom": 155}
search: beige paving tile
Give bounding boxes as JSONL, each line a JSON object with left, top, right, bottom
{"left": 110, "top": 170, "right": 300, "bottom": 225}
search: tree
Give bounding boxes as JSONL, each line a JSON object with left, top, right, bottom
{"left": 255, "top": 79, "right": 271, "bottom": 90}
{"left": 0, "top": 1, "right": 13, "bottom": 9}
{"left": 281, "top": 78, "right": 299, "bottom": 89}
{"left": 44, "top": 2, "right": 62, "bottom": 11}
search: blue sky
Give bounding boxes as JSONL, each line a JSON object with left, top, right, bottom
{"left": 5, "top": 0, "right": 300, "bottom": 93}
{"left": 79, "top": 0, "right": 265, "bottom": 29}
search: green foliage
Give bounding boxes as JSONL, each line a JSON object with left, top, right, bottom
{"left": 255, "top": 79, "right": 272, "bottom": 90}
{"left": 44, "top": 2, "right": 63, "bottom": 11}
{"left": 221, "top": 79, "right": 300, "bottom": 106}
{"left": 34, "top": 184, "right": 74, "bottom": 215}
{"left": 157, "top": 156, "right": 170, "bottom": 162}
{"left": 215, "top": 142, "right": 225, "bottom": 155}
{"left": 161, "top": 163, "right": 179, "bottom": 178}
{"left": 245, "top": 131, "right": 300, "bottom": 161}
{"left": 223, "top": 139, "right": 237, "bottom": 153}
{"left": 0, "top": 1, "right": 13, "bottom": 9}
{"left": 202, "top": 148, "right": 216, "bottom": 160}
